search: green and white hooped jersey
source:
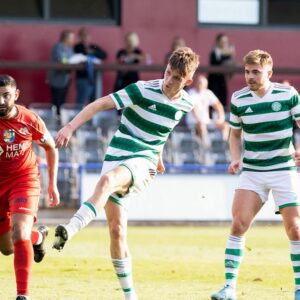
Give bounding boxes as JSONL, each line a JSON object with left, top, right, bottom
{"left": 229, "top": 83, "right": 300, "bottom": 172}
{"left": 107, "top": 79, "right": 194, "bottom": 165}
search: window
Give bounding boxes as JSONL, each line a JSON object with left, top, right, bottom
{"left": 198, "top": 0, "right": 300, "bottom": 27}
{"left": 0, "top": 0, "right": 120, "bottom": 24}
{"left": 268, "top": 0, "right": 300, "bottom": 25}
{"left": 198, "top": 0, "right": 260, "bottom": 25}
{"left": 0, "top": 0, "right": 43, "bottom": 19}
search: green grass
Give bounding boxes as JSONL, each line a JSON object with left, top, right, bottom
{"left": 0, "top": 225, "right": 295, "bottom": 300}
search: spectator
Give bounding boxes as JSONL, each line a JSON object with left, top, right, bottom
{"left": 165, "top": 36, "right": 186, "bottom": 64}
{"left": 74, "top": 27, "right": 107, "bottom": 106}
{"left": 280, "top": 79, "right": 291, "bottom": 86}
{"left": 114, "top": 32, "right": 145, "bottom": 91}
{"left": 48, "top": 30, "right": 75, "bottom": 114}
{"left": 208, "top": 33, "right": 236, "bottom": 109}
{"left": 186, "top": 74, "right": 228, "bottom": 144}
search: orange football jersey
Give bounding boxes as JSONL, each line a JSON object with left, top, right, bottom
{"left": 0, "top": 105, "right": 48, "bottom": 178}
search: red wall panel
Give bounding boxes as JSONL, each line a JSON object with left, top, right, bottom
{"left": 0, "top": 0, "right": 299, "bottom": 106}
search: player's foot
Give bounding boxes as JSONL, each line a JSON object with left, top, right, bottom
{"left": 211, "top": 285, "right": 236, "bottom": 300}
{"left": 16, "top": 296, "right": 29, "bottom": 300}
{"left": 33, "top": 225, "right": 49, "bottom": 263}
{"left": 125, "top": 290, "right": 138, "bottom": 300}
{"left": 53, "top": 224, "right": 68, "bottom": 251}
{"left": 295, "top": 289, "right": 300, "bottom": 300}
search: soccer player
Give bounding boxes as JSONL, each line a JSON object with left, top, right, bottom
{"left": 53, "top": 47, "right": 200, "bottom": 300}
{"left": 0, "top": 75, "right": 60, "bottom": 300}
{"left": 211, "top": 50, "right": 300, "bottom": 300}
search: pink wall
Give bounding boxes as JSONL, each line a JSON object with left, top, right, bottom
{"left": 0, "top": 0, "right": 300, "bottom": 106}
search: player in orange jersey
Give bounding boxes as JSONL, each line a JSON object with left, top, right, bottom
{"left": 0, "top": 75, "right": 60, "bottom": 300}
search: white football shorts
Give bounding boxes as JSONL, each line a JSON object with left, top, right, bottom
{"left": 237, "top": 170, "right": 300, "bottom": 213}
{"left": 100, "top": 157, "right": 157, "bottom": 209}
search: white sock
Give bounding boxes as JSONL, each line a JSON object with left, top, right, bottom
{"left": 65, "top": 202, "right": 97, "bottom": 239}
{"left": 35, "top": 232, "right": 43, "bottom": 245}
{"left": 224, "top": 235, "right": 245, "bottom": 288}
{"left": 112, "top": 257, "right": 137, "bottom": 300}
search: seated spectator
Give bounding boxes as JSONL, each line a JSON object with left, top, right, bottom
{"left": 114, "top": 32, "right": 145, "bottom": 91}
{"left": 280, "top": 79, "right": 291, "bottom": 86}
{"left": 165, "top": 36, "right": 186, "bottom": 64}
{"left": 186, "top": 74, "right": 228, "bottom": 145}
{"left": 48, "top": 30, "right": 75, "bottom": 114}
{"left": 208, "top": 33, "right": 236, "bottom": 109}
{"left": 74, "top": 27, "right": 107, "bottom": 106}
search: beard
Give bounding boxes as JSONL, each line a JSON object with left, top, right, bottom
{"left": 247, "top": 81, "right": 260, "bottom": 91}
{"left": 0, "top": 105, "right": 14, "bottom": 117}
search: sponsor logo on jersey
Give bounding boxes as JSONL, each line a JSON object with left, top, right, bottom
{"left": 272, "top": 101, "right": 282, "bottom": 112}
{"left": 3, "top": 129, "right": 15, "bottom": 143}
{"left": 245, "top": 107, "right": 253, "bottom": 113}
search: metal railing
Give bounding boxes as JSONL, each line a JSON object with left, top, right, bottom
{"left": 1, "top": 60, "right": 300, "bottom": 75}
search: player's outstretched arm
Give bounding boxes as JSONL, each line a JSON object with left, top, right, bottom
{"left": 157, "top": 152, "right": 165, "bottom": 174}
{"left": 55, "top": 95, "right": 116, "bottom": 148}
{"left": 228, "top": 128, "right": 242, "bottom": 174}
{"left": 37, "top": 135, "right": 60, "bottom": 207}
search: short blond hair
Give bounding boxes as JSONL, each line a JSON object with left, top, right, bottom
{"left": 243, "top": 49, "right": 273, "bottom": 68}
{"left": 168, "top": 47, "right": 200, "bottom": 77}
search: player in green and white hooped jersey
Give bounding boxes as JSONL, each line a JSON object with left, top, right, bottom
{"left": 211, "top": 50, "right": 300, "bottom": 300}
{"left": 53, "top": 47, "right": 200, "bottom": 300}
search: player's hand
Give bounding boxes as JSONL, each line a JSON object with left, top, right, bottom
{"left": 293, "top": 151, "right": 300, "bottom": 167}
{"left": 48, "top": 185, "right": 60, "bottom": 207}
{"left": 228, "top": 160, "right": 242, "bottom": 175}
{"left": 55, "top": 124, "right": 74, "bottom": 148}
{"left": 157, "top": 155, "right": 165, "bottom": 174}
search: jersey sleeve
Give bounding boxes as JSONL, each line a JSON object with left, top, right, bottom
{"left": 229, "top": 95, "right": 242, "bottom": 129}
{"left": 290, "top": 88, "right": 300, "bottom": 120}
{"left": 110, "top": 81, "right": 144, "bottom": 110}
{"left": 31, "top": 114, "right": 50, "bottom": 143}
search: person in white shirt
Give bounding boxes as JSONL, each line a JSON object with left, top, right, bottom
{"left": 186, "top": 74, "right": 228, "bottom": 142}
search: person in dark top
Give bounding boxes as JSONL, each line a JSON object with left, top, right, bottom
{"left": 74, "top": 27, "right": 107, "bottom": 106}
{"left": 114, "top": 32, "right": 145, "bottom": 91}
{"left": 208, "top": 33, "right": 236, "bottom": 109}
{"left": 48, "top": 30, "right": 75, "bottom": 114}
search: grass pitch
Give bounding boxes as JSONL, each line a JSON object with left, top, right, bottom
{"left": 0, "top": 225, "right": 295, "bottom": 300}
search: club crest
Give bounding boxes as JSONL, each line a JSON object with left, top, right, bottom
{"left": 271, "top": 102, "right": 282, "bottom": 112}
{"left": 3, "top": 129, "right": 15, "bottom": 143}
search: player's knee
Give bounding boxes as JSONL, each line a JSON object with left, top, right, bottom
{"left": 109, "top": 222, "right": 126, "bottom": 241}
{"left": 1, "top": 248, "right": 13, "bottom": 256}
{"left": 99, "top": 172, "right": 116, "bottom": 192}
{"left": 231, "top": 218, "right": 249, "bottom": 236}
{"left": 287, "top": 223, "right": 300, "bottom": 240}
{"left": 11, "top": 223, "right": 30, "bottom": 242}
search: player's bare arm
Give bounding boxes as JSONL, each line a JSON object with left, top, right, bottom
{"left": 157, "top": 152, "right": 165, "bottom": 174}
{"left": 228, "top": 127, "right": 242, "bottom": 174}
{"left": 212, "top": 100, "right": 225, "bottom": 126}
{"left": 55, "top": 95, "right": 116, "bottom": 148}
{"left": 37, "top": 135, "right": 60, "bottom": 207}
